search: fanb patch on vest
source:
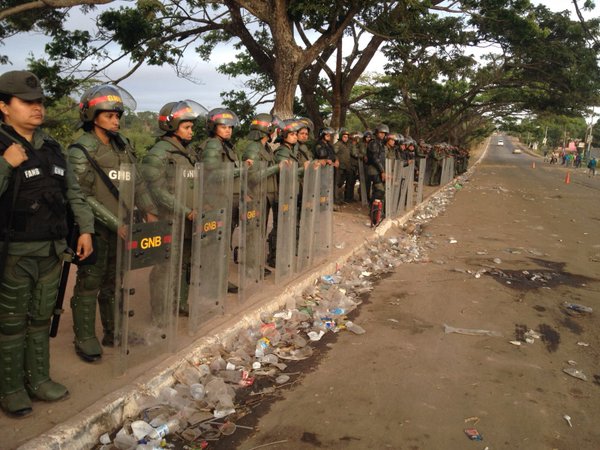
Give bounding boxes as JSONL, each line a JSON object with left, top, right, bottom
{"left": 126, "top": 220, "right": 173, "bottom": 269}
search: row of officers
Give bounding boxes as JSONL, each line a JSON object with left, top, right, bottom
{"left": 0, "top": 70, "right": 467, "bottom": 418}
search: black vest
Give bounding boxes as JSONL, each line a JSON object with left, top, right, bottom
{"left": 0, "top": 128, "right": 69, "bottom": 241}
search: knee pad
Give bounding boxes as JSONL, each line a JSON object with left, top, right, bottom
{"left": 74, "top": 264, "right": 105, "bottom": 295}
{"left": 30, "top": 265, "right": 61, "bottom": 325}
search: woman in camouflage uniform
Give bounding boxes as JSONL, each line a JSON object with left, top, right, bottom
{"left": 68, "top": 85, "right": 157, "bottom": 362}
{"left": 0, "top": 70, "right": 94, "bottom": 416}
{"left": 141, "top": 100, "right": 206, "bottom": 317}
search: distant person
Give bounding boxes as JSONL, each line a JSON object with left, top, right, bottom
{"left": 587, "top": 157, "right": 597, "bottom": 177}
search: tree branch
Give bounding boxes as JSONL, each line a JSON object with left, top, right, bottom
{"left": 0, "top": 0, "right": 113, "bottom": 20}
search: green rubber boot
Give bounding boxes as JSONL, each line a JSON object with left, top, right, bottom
{"left": 98, "top": 295, "right": 115, "bottom": 347}
{"left": 0, "top": 333, "right": 32, "bottom": 417}
{"left": 24, "top": 327, "right": 68, "bottom": 402}
{"left": 70, "top": 295, "right": 102, "bottom": 361}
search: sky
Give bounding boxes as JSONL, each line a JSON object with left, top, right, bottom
{"left": 0, "top": 0, "right": 596, "bottom": 112}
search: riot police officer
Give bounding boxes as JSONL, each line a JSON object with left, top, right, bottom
{"left": 428, "top": 143, "right": 445, "bottom": 186}
{"left": 0, "top": 70, "right": 94, "bottom": 416}
{"left": 242, "top": 113, "right": 279, "bottom": 271}
{"left": 366, "top": 124, "right": 388, "bottom": 201}
{"left": 68, "top": 84, "right": 157, "bottom": 362}
{"left": 314, "top": 127, "right": 338, "bottom": 167}
{"left": 141, "top": 100, "right": 206, "bottom": 318}
{"left": 334, "top": 128, "right": 356, "bottom": 203}
{"left": 199, "top": 108, "right": 252, "bottom": 292}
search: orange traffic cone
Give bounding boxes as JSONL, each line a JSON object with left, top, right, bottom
{"left": 532, "top": 161, "right": 536, "bottom": 169}
{"left": 565, "top": 172, "right": 571, "bottom": 184}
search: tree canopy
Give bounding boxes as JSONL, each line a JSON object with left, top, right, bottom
{"left": 2, "top": 0, "right": 599, "bottom": 145}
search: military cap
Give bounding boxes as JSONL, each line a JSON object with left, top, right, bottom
{"left": 0, "top": 70, "right": 44, "bottom": 101}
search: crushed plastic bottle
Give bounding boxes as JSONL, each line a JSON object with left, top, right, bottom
{"left": 564, "top": 302, "right": 593, "bottom": 314}
{"left": 190, "top": 383, "right": 205, "bottom": 401}
{"left": 345, "top": 321, "right": 366, "bottom": 335}
{"left": 563, "top": 367, "right": 588, "bottom": 381}
{"left": 145, "top": 416, "right": 180, "bottom": 440}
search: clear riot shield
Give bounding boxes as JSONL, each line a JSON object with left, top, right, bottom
{"left": 406, "top": 160, "right": 415, "bottom": 209}
{"left": 188, "top": 162, "right": 233, "bottom": 334}
{"left": 449, "top": 156, "right": 455, "bottom": 180}
{"left": 398, "top": 163, "right": 410, "bottom": 213}
{"left": 114, "top": 163, "right": 183, "bottom": 375}
{"left": 358, "top": 159, "right": 368, "bottom": 207}
{"left": 416, "top": 158, "right": 426, "bottom": 204}
{"left": 275, "top": 163, "right": 298, "bottom": 284}
{"left": 238, "top": 161, "right": 267, "bottom": 303}
{"left": 391, "top": 159, "right": 404, "bottom": 218}
{"left": 296, "top": 162, "right": 319, "bottom": 273}
{"left": 441, "top": 157, "right": 448, "bottom": 185}
{"left": 385, "top": 158, "right": 394, "bottom": 218}
{"left": 314, "top": 164, "right": 333, "bottom": 261}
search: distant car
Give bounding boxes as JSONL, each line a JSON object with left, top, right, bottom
{"left": 497, "top": 139, "right": 504, "bottom": 146}
{"left": 512, "top": 148, "right": 522, "bottom": 154}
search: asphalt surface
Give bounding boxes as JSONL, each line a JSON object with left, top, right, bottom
{"left": 231, "top": 136, "right": 600, "bottom": 450}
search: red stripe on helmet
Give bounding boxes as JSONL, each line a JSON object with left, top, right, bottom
{"left": 88, "top": 95, "right": 123, "bottom": 107}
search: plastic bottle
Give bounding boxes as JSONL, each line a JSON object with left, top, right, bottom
{"left": 345, "top": 321, "right": 366, "bottom": 335}
{"left": 144, "top": 416, "right": 180, "bottom": 440}
{"left": 190, "top": 383, "right": 205, "bottom": 400}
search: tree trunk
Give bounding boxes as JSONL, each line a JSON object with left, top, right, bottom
{"left": 330, "top": 39, "right": 344, "bottom": 129}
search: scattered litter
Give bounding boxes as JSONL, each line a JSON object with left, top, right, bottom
{"left": 449, "top": 238, "right": 458, "bottom": 244}
{"left": 275, "top": 375, "right": 290, "bottom": 384}
{"left": 563, "top": 302, "right": 593, "bottom": 314}
{"left": 492, "top": 258, "right": 502, "bottom": 264}
{"left": 567, "top": 360, "right": 577, "bottom": 366}
{"left": 509, "top": 340, "right": 522, "bottom": 346}
{"left": 388, "top": 318, "right": 399, "bottom": 323}
{"left": 307, "top": 330, "right": 325, "bottom": 341}
{"left": 345, "top": 321, "right": 366, "bottom": 335}
{"left": 577, "top": 342, "right": 590, "bottom": 347}
{"left": 563, "top": 414, "right": 573, "bottom": 427}
{"left": 335, "top": 242, "right": 346, "bottom": 249}
{"left": 563, "top": 367, "right": 588, "bottom": 381}
{"left": 94, "top": 182, "right": 471, "bottom": 448}
{"left": 464, "top": 416, "right": 480, "bottom": 425}
{"left": 464, "top": 428, "right": 483, "bottom": 441}
{"left": 444, "top": 324, "right": 503, "bottom": 337}
{"left": 525, "top": 330, "right": 541, "bottom": 339}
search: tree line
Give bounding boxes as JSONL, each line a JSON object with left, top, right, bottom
{"left": 2, "top": 0, "right": 599, "bottom": 148}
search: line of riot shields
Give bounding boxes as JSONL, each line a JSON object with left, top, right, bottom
{"left": 384, "top": 156, "right": 455, "bottom": 220}
{"left": 113, "top": 161, "right": 333, "bottom": 374}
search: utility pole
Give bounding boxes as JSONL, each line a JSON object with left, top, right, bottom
{"left": 585, "top": 113, "right": 594, "bottom": 161}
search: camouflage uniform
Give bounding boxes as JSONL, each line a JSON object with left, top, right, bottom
{"left": 142, "top": 136, "right": 196, "bottom": 318}
{"left": 333, "top": 135, "right": 356, "bottom": 202}
{"left": 0, "top": 70, "right": 94, "bottom": 416}
{"left": 68, "top": 130, "right": 155, "bottom": 360}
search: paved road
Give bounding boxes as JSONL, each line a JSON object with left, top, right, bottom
{"left": 230, "top": 136, "right": 600, "bottom": 450}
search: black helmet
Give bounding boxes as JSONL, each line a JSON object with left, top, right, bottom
{"left": 79, "top": 84, "right": 136, "bottom": 123}
{"left": 319, "top": 127, "right": 335, "bottom": 138}
{"left": 158, "top": 100, "right": 207, "bottom": 132}
{"left": 363, "top": 130, "right": 373, "bottom": 139}
{"left": 375, "top": 123, "right": 389, "bottom": 134}
{"left": 338, "top": 127, "right": 350, "bottom": 136}
{"left": 207, "top": 108, "right": 240, "bottom": 133}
